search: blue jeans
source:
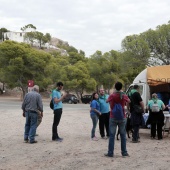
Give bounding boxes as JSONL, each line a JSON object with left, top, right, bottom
{"left": 108, "top": 118, "right": 127, "bottom": 156}
{"left": 24, "top": 111, "right": 38, "bottom": 143}
{"left": 90, "top": 114, "right": 98, "bottom": 138}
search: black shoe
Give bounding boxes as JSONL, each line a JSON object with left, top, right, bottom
{"left": 24, "top": 139, "right": 29, "bottom": 143}
{"left": 131, "top": 138, "right": 140, "bottom": 143}
{"left": 131, "top": 140, "right": 140, "bottom": 143}
{"left": 53, "top": 137, "right": 63, "bottom": 142}
{"left": 104, "top": 153, "right": 113, "bottom": 157}
{"left": 158, "top": 137, "right": 163, "bottom": 140}
{"left": 122, "top": 153, "right": 130, "bottom": 158}
{"left": 30, "top": 140, "right": 38, "bottom": 144}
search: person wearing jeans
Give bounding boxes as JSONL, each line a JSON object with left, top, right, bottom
{"left": 91, "top": 114, "right": 98, "bottom": 138}
{"left": 22, "top": 85, "right": 43, "bottom": 144}
{"left": 24, "top": 111, "right": 38, "bottom": 143}
{"left": 90, "top": 92, "right": 101, "bottom": 141}
{"left": 108, "top": 118, "right": 127, "bottom": 156}
{"left": 105, "top": 82, "right": 130, "bottom": 157}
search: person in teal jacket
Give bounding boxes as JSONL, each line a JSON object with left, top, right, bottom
{"left": 147, "top": 93, "right": 165, "bottom": 140}
{"left": 98, "top": 88, "right": 110, "bottom": 139}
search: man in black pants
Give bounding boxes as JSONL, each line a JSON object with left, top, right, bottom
{"left": 98, "top": 88, "right": 110, "bottom": 139}
{"left": 52, "top": 82, "right": 66, "bottom": 142}
{"left": 129, "top": 85, "right": 144, "bottom": 143}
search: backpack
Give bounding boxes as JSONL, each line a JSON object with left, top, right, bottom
{"left": 112, "top": 103, "right": 124, "bottom": 120}
{"left": 50, "top": 99, "right": 54, "bottom": 110}
{"left": 151, "top": 101, "right": 160, "bottom": 112}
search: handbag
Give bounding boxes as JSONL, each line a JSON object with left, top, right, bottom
{"left": 133, "top": 105, "right": 143, "bottom": 114}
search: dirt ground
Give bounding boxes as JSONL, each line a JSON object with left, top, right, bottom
{"left": 0, "top": 97, "right": 170, "bottom": 170}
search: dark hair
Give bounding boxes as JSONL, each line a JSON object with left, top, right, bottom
{"left": 115, "top": 82, "right": 122, "bottom": 91}
{"left": 91, "top": 92, "right": 98, "bottom": 101}
{"left": 134, "top": 85, "right": 139, "bottom": 89}
{"left": 57, "top": 82, "right": 63, "bottom": 87}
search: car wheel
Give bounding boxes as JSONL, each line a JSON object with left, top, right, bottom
{"left": 68, "top": 100, "right": 72, "bottom": 104}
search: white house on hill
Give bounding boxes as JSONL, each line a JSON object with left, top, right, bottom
{"left": 3, "top": 26, "right": 36, "bottom": 43}
{"left": 2, "top": 26, "right": 68, "bottom": 55}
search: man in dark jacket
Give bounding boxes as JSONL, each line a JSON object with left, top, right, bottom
{"left": 129, "top": 85, "right": 144, "bottom": 143}
{"left": 22, "top": 85, "right": 43, "bottom": 144}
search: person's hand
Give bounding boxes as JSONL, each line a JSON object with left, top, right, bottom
{"left": 127, "top": 110, "right": 130, "bottom": 115}
{"left": 41, "top": 112, "right": 43, "bottom": 117}
{"left": 62, "top": 93, "right": 67, "bottom": 99}
{"left": 23, "top": 112, "right": 25, "bottom": 117}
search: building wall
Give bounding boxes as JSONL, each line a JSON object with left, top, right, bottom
{"left": 3, "top": 27, "right": 36, "bottom": 43}
{"left": 4, "top": 32, "right": 25, "bottom": 42}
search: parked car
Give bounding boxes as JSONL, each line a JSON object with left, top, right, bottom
{"left": 62, "top": 94, "right": 79, "bottom": 104}
{"left": 81, "top": 95, "right": 92, "bottom": 104}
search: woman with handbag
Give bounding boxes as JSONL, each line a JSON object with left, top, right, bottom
{"left": 147, "top": 93, "right": 165, "bottom": 140}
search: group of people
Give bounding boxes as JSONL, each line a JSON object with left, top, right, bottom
{"left": 22, "top": 81, "right": 169, "bottom": 158}
{"left": 90, "top": 83, "right": 169, "bottom": 158}
{"left": 90, "top": 82, "right": 131, "bottom": 157}
{"left": 90, "top": 88, "right": 110, "bottom": 141}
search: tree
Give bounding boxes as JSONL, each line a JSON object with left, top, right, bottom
{"left": 88, "top": 50, "right": 122, "bottom": 92}
{"left": 61, "top": 61, "right": 96, "bottom": 101}
{"left": 0, "top": 40, "right": 53, "bottom": 97}
{"left": 24, "top": 32, "right": 36, "bottom": 45}
{"left": 122, "top": 21, "right": 170, "bottom": 66}
{"left": 21, "top": 24, "right": 36, "bottom": 31}
{"left": 43, "top": 33, "right": 51, "bottom": 44}
{"left": 140, "top": 22, "right": 170, "bottom": 65}
{"left": 24, "top": 31, "right": 51, "bottom": 48}
{"left": 0, "top": 28, "right": 9, "bottom": 40}
{"left": 122, "top": 34, "right": 150, "bottom": 66}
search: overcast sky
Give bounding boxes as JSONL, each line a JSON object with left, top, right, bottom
{"left": 1, "top": 0, "right": 170, "bottom": 56}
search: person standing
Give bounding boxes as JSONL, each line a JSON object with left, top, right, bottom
{"left": 22, "top": 85, "right": 43, "bottom": 144}
{"left": 129, "top": 85, "right": 144, "bottom": 143}
{"left": 147, "top": 93, "right": 165, "bottom": 140}
{"left": 52, "top": 82, "right": 66, "bottom": 142}
{"left": 98, "top": 88, "right": 110, "bottom": 139}
{"left": 105, "top": 82, "right": 130, "bottom": 157}
{"left": 90, "top": 92, "right": 101, "bottom": 141}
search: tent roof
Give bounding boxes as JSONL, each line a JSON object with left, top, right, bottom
{"left": 147, "top": 65, "right": 170, "bottom": 86}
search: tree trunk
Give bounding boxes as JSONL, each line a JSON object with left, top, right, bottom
{"left": 75, "top": 90, "right": 82, "bottom": 103}
{"left": 21, "top": 86, "right": 27, "bottom": 101}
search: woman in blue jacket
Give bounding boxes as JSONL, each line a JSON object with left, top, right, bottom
{"left": 90, "top": 92, "right": 101, "bottom": 141}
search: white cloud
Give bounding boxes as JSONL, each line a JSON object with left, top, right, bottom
{"left": 1, "top": 0, "right": 170, "bottom": 56}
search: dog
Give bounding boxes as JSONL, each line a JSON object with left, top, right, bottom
{"left": 116, "top": 113, "right": 133, "bottom": 140}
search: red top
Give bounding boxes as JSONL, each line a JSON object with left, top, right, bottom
{"left": 107, "top": 93, "right": 129, "bottom": 118}
{"left": 28, "top": 80, "right": 34, "bottom": 87}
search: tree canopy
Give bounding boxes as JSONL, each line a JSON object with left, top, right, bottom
{"left": 1, "top": 21, "right": 170, "bottom": 98}
{"left": 0, "top": 41, "right": 52, "bottom": 96}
